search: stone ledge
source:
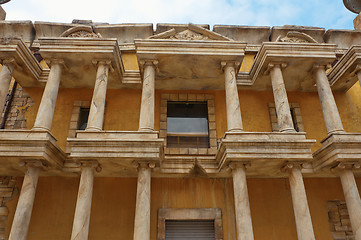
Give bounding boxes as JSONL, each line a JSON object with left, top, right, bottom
{"left": 216, "top": 131, "right": 315, "bottom": 177}
{"left": 67, "top": 131, "right": 164, "bottom": 176}
{"left": 313, "top": 132, "right": 361, "bottom": 171}
{"left": 0, "top": 129, "right": 66, "bottom": 175}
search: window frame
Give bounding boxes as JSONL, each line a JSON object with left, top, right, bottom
{"left": 160, "top": 94, "right": 217, "bottom": 155}
{"left": 268, "top": 102, "right": 305, "bottom": 132}
{"left": 157, "top": 208, "right": 223, "bottom": 240}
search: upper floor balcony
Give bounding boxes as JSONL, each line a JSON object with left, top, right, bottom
{"left": 0, "top": 22, "right": 360, "bottom": 178}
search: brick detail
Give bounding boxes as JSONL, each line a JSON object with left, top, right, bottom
{"left": 268, "top": 102, "right": 304, "bottom": 132}
{"left": 1, "top": 84, "right": 34, "bottom": 130}
{"left": 160, "top": 93, "right": 216, "bottom": 155}
{"left": 327, "top": 200, "right": 354, "bottom": 240}
{"left": 0, "top": 177, "right": 18, "bottom": 240}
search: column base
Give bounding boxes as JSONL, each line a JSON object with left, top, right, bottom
{"left": 85, "top": 126, "right": 102, "bottom": 132}
{"left": 138, "top": 127, "right": 154, "bottom": 132}
{"left": 32, "top": 126, "right": 50, "bottom": 131}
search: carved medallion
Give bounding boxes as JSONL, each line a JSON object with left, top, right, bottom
{"left": 66, "top": 30, "right": 100, "bottom": 38}
{"left": 276, "top": 31, "right": 318, "bottom": 43}
{"left": 169, "top": 29, "right": 209, "bottom": 40}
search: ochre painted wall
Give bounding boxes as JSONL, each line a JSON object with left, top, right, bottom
{"left": 5, "top": 177, "right": 361, "bottom": 239}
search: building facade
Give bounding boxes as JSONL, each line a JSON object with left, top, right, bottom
{"left": 0, "top": 18, "right": 360, "bottom": 240}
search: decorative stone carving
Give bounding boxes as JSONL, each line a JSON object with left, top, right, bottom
{"left": 60, "top": 26, "right": 102, "bottom": 38}
{"left": 276, "top": 31, "right": 318, "bottom": 43}
{"left": 170, "top": 29, "right": 209, "bottom": 40}
{"left": 148, "top": 23, "right": 232, "bottom": 41}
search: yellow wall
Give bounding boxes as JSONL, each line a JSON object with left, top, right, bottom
{"left": 6, "top": 177, "right": 361, "bottom": 239}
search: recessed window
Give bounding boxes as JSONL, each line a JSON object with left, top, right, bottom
{"left": 167, "top": 102, "right": 209, "bottom": 148}
{"left": 165, "top": 220, "right": 215, "bottom": 240}
{"left": 268, "top": 102, "right": 304, "bottom": 132}
{"left": 77, "top": 108, "right": 90, "bottom": 130}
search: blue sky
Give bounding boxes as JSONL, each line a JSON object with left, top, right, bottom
{"left": 1, "top": 0, "right": 357, "bottom": 30}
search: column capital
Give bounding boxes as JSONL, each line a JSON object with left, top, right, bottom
{"left": 265, "top": 62, "right": 287, "bottom": 75}
{"left": 281, "top": 161, "right": 304, "bottom": 173}
{"left": 312, "top": 63, "right": 332, "bottom": 71}
{"left": 45, "top": 58, "right": 67, "bottom": 71}
{"left": 1, "top": 58, "right": 21, "bottom": 72}
{"left": 80, "top": 160, "right": 102, "bottom": 173}
{"left": 331, "top": 162, "right": 361, "bottom": 174}
{"left": 92, "top": 59, "right": 113, "bottom": 71}
{"left": 132, "top": 161, "right": 157, "bottom": 170}
{"left": 139, "top": 59, "right": 159, "bottom": 72}
{"left": 228, "top": 161, "right": 251, "bottom": 171}
{"left": 349, "top": 64, "right": 361, "bottom": 77}
{"left": 19, "top": 160, "right": 47, "bottom": 171}
{"left": 221, "top": 61, "right": 241, "bottom": 71}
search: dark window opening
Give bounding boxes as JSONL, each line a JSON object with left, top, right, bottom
{"left": 165, "top": 220, "right": 215, "bottom": 240}
{"left": 290, "top": 107, "right": 299, "bottom": 132}
{"left": 167, "top": 102, "right": 209, "bottom": 148}
{"left": 77, "top": 108, "right": 90, "bottom": 130}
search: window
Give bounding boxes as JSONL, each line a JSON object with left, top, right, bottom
{"left": 167, "top": 102, "right": 209, "bottom": 148}
{"left": 77, "top": 108, "right": 90, "bottom": 130}
{"left": 165, "top": 220, "right": 215, "bottom": 240}
{"left": 158, "top": 208, "right": 223, "bottom": 240}
{"left": 268, "top": 102, "right": 304, "bottom": 132}
{"left": 160, "top": 94, "right": 217, "bottom": 155}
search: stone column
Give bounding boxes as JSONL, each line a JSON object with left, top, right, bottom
{"left": 230, "top": 163, "right": 254, "bottom": 240}
{"left": 268, "top": 63, "right": 295, "bottom": 132}
{"left": 222, "top": 61, "right": 243, "bottom": 132}
{"left": 133, "top": 162, "right": 154, "bottom": 240}
{"left": 0, "top": 59, "right": 15, "bottom": 114}
{"left": 71, "top": 162, "right": 100, "bottom": 240}
{"left": 336, "top": 163, "right": 361, "bottom": 240}
{"left": 33, "top": 59, "right": 64, "bottom": 131}
{"left": 138, "top": 60, "right": 157, "bottom": 132}
{"left": 9, "top": 162, "right": 43, "bottom": 240}
{"left": 284, "top": 163, "right": 315, "bottom": 240}
{"left": 314, "top": 65, "right": 344, "bottom": 134}
{"left": 86, "top": 60, "right": 111, "bottom": 131}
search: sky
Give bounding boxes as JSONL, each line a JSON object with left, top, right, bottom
{"left": 1, "top": 0, "right": 358, "bottom": 30}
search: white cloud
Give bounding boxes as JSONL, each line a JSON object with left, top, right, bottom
{"left": 2, "top": 0, "right": 356, "bottom": 30}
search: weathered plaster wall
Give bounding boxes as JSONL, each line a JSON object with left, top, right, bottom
{"left": 5, "top": 177, "right": 361, "bottom": 239}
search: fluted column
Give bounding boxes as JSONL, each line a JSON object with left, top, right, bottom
{"left": 334, "top": 163, "right": 361, "bottom": 240}
{"left": 139, "top": 60, "right": 157, "bottom": 132}
{"left": 86, "top": 60, "right": 111, "bottom": 131}
{"left": 222, "top": 61, "right": 243, "bottom": 132}
{"left": 0, "top": 59, "right": 15, "bottom": 114}
{"left": 133, "top": 162, "right": 154, "bottom": 240}
{"left": 33, "top": 59, "right": 64, "bottom": 131}
{"left": 230, "top": 163, "right": 254, "bottom": 240}
{"left": 284, "top": 163, "right": 315, "bottom": 240}
{"left": 71, "top": 162, "right": 100, "bottom": 240}
{"left": 9, "top": 161, "right": 43, "bottom": 240}
{"left": 268, "top": 63, "right": 295, "bottom": 132}
{"left": 314, "top": 65, "right": 344, "bottom": 134}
